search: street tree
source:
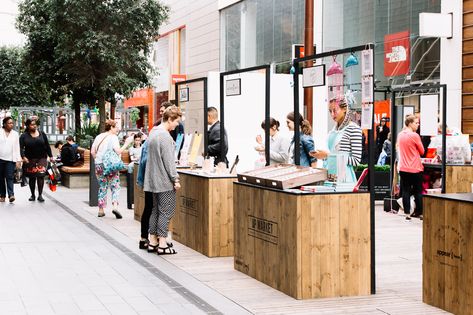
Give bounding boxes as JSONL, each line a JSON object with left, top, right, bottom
{"left": 17, "top": 0, "right": 169, "bottom": 131}
{"left": 0, "top": 46, "right": 51, "bottom": 109}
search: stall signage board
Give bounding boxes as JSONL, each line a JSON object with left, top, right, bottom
{"left": 362, "top": 76, "right": 374, "bottom": 103}
{"left": 361, "top": 103, "right": 373, "bottom": 130}
{"left": 188, "top": 133, "right": 203, "bottom": 164}
{"left": 420, "top": 95, "right": 439, "bottom": 136}
{"left": 384, "top": 30, "right": 410, "bottom": 76}
{"left": 171, "top": 74, "right": 187, "bottom": 84}
{"left": 226, "top": 79, "right": 241, "bottom": 96}
{"left": 302, "top": 65, "right": 325, "bottom": 88}
{"left": 179, "top": 87, "right": 189, "bottom": 102}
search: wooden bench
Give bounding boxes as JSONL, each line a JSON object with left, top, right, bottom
{"left": 60, "top": 148, "right": 130, "bottom": 188}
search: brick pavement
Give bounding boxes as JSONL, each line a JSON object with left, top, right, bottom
{"left": 0, "top": 184, "right": 249, "bottom": 315}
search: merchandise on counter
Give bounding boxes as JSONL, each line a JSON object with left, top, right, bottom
{"left": 237, "top": 164, "right": 328, "bottom": 190}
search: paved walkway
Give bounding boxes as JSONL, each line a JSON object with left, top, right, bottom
{"left": 0, "top": 184, "right": 451, "bottom": 314}
{"left": 0, "top": 185, "right": 249, "bottom": 315}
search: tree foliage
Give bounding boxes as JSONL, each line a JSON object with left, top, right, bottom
{"left": 0, "top": 46, "right": 51, "bottom": 108}
{"left": 17, "top": 0, "right": 169, "bottom": 131}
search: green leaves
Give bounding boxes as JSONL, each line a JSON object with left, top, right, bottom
{"left": 16, "top": 0, "right": 169, "bottom": 125}
{"left": 0, "top": 46, "right": 52, "bottom": 108}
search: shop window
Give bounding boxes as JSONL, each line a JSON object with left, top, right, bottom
{"left": 220, "top": 0, "right": 304, "bottom": 71}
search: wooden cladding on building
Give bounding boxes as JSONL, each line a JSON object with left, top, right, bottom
{"left": 463, "top": 1, "right": 473, "bottom": 135}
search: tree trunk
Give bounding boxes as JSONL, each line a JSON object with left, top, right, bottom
{"left": 110, "top": 96, "right": 116, "bottom": 120}
{"left": 73, "top": 97, "right": 81, "bottom": 142}
{"left": 98, "top": 95, "right": 106, "bottom": 133}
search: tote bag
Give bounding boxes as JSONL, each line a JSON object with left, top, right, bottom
{"left": 101, "top": 136, "right": 124, "bottom": 176}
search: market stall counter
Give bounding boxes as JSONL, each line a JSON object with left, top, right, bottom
{"left": 170, "top": 169, "right": 237, "bottom": 257}
{"left": 423, "top": 163, "right": 473, "bottom": 193}
{"left": 233, "top": 181, "right": 371, "bottom": 300}
{"left": 423, "top": 193, "right": 473, "bottom": 315}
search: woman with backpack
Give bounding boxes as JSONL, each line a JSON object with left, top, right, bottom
{"left": 91, "top": 119, "right": 133, "bottom": 218}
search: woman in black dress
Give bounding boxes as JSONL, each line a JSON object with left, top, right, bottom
{"left": 19, "top": 119, "right": 53, "bottom": 202}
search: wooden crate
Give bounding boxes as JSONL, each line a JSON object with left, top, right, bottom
{"left": 234, "top": 183, "right": 371, "bottom": 299}
{"left": 265, "top": 168, "right": 328, "bottom": 190}
{"left": 423, "top": 195, "right": 473, "bottom": 315}
{"left": 133, "top": 164, "right": 145, "bottom": 221}
{"left": 237, "top": 164, "right": 286, "bottom": 185}
{"left": 171, "top": 171, "right": 235, "bottom": 257}
{"left": 238, "top": 164, "right": 327, "bottom": 190}
{"left": 445, "top": 165, "right": 473, "bottom": 193}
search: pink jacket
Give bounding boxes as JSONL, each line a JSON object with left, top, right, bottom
{"left": 398, "top": 129, "right": 424, "bottom": 173}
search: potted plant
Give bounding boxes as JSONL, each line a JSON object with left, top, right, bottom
{"left": 355, "top": 164, "right": 391, "bottom": 200}
{"left": 129, "top": 108, "right": 140, "bottom": 128}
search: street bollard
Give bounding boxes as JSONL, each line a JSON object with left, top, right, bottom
{"left": 89, "top": 140, "right": 98, "bottom": 207}
{"left": 126, "top": 171, "right": 134, "bottom": 209}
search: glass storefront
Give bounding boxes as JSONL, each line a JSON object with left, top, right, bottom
{"left": 220, "top": 0, "right": 305, "bottom": 71}
{"left": 323, "top": 0, "right": 441, "bottom": 88}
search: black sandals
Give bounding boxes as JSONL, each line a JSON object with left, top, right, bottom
{"left": 157, "top": 246, "right": 177, "bottom": 255}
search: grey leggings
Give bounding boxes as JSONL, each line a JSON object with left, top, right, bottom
{"left": 149, "top": 190, "right": 176, "bottom": 237}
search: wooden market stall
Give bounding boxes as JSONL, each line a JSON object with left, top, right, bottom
{"left": 233, "top": 182, "right": 371, "bottom": 300}
{"left": 170, "top": 170, "right": 236, "bottom": 257}
{"left": 423, "top": 193, "right": 473, "bottom": 315}
{"left": 424, "top": 164, "right": 473, "bottom": 193}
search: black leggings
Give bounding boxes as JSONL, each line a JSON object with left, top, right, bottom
{"left": 141, "top": 191, "right": 153, "bottom": 239}
{"left": 29, "top": 176, "right": 45, "bottom": 197}
{"left": 399, "top": 171, "right": 423, "bottom": 215}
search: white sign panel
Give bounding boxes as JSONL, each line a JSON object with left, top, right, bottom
{"left": 420, "top": 94, "right": 439, "bottom": 136}
{"left": 226, "top": 79, "right": 241, "bottom": 96}
{"left": 419, "top": 13, "right": 452, "bottom": 38}
{"left": 302, "top": 65, "right": 325, "bottom": 88}
{"left": 361, "top": 49, "right": 373, "bottom": 76}
{"left": 362, "top": 76, "right": 374, "bottom": 103}
{"left": 403, "top": 105, "right": 415, "bottom": 118}
{"left": 361, "top": 103, "right": 373, "bottom": 130}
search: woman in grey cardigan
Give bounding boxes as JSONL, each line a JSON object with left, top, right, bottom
{"left": 143, "top": 106, "right": 182, "bottom": 255}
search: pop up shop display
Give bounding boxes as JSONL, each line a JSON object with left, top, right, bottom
{"left": 169, "top": 76, "right": 238, "bottom": 257}
{"left": 423, "top": 193, "right": 473, "bottom": 314}
{"left": 171, "top": 168, "right": 237, "bottom": 258}
{"left": 392, "top": 85, "right": 473, "bottom": 194}
{"left": 233, "top": 44, "right": 375, "bottom": 300}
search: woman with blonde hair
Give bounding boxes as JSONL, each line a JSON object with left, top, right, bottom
{"left": 91, "top": 119, "right": 133, "bottom": 218}
{"left": 144, "top": 106, "right": 182, "bottom": 255}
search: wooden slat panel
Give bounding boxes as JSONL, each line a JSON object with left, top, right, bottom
{"left": 463, "top": 39, "right": 473, "bottom": 53}
{"left": 463, "top": 53, "right": 473, "bottom": 66}
{"left": 464, "top": 26, "right": 473, "bottom": 39}
{"left": 462, "top": 120, "right": 473, "bottom": 134}
{"left": 465, "top": 12, "right": 473, "bottom": 25}
{"left": 462, "top": 94, "right": 473, "bottom": 106}
{"left": 462, "top": 108, "right": 473, "bottom": 120}
{"left": 463, "top": 66, "right": 473, "bottom": 79}
{"left": 465, "top": 0, "right": 473, "bottom": 12}
{"left": 463, "top": 81, "right": 473, "bottom": 93}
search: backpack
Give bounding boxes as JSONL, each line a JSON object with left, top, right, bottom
{"left": 61, "top": 144, "right": 77, "bottom": 166}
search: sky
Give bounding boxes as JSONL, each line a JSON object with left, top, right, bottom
{"left": 0, "top": 0, "right": 26, "bottom": 46}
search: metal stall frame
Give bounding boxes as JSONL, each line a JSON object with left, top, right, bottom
{"left": 219, "top": 65, "right": 271, "bottom": 166}
{"left": 174, "top": 77, "right": 209, "bottom": 156}
{"left": 293, "top": 43, "right": 376, "bottom": 294}
{"left": 390, "top": 84, "right": 447, "bottom": 193}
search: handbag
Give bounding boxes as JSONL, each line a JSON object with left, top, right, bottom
{"left": 101, "top": 136, "right": 124, "bottom": 176}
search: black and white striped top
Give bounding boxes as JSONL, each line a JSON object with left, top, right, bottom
{"left": 337, "top": 122, "right": 362, "bottom": 167}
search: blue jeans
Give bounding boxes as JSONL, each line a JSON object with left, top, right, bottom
{"left": 0, "top": 159, "right": 15, "bottom": 198}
